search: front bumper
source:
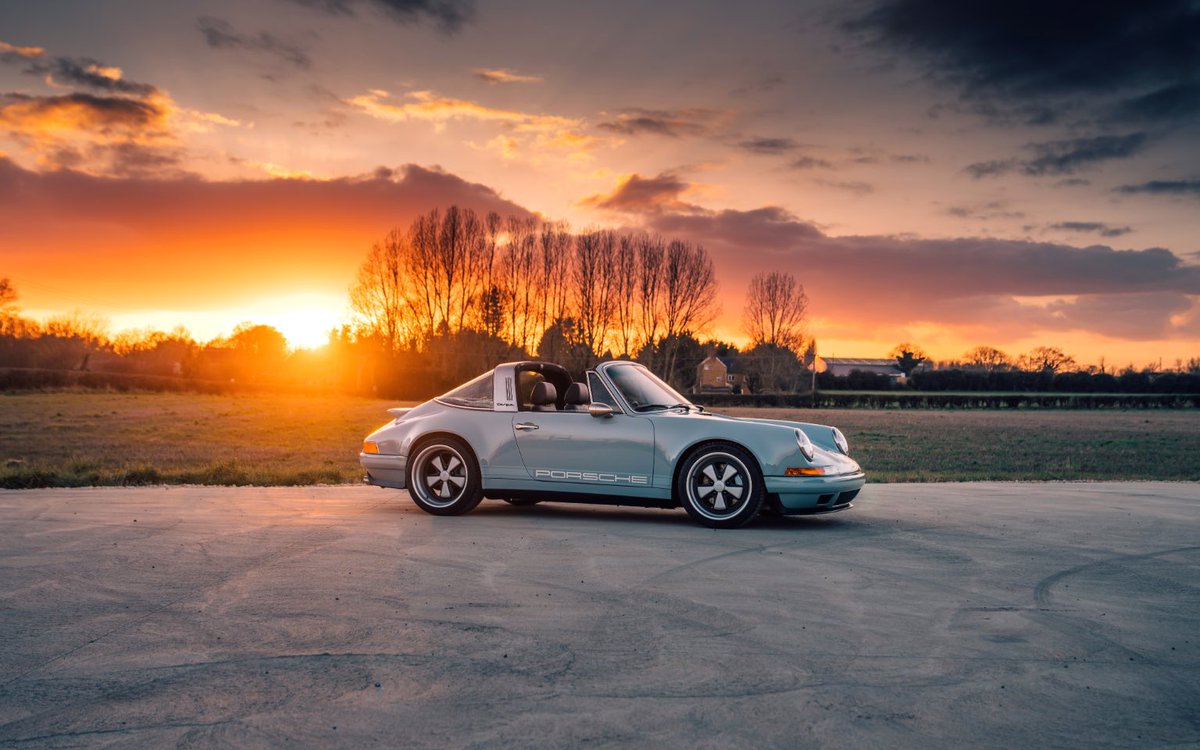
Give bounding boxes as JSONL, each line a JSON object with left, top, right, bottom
{"left": 360, "top": 453, "right": 407, "bottom": 489}
{"left": 764, "top": 471, "right": 866, "bottom": 514}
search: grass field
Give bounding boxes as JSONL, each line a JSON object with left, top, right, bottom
{"left": 2, "top": 391, "right": 1198, "bottom": 487}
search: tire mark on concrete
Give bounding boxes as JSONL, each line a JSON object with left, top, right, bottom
{"left": 1033, "top": 545, "right": 1200, "bottom": 608}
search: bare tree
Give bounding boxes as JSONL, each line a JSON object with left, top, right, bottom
{"left": 634, "top": 235, "right": 666, "bottom": 366}
{"left": 1019, "top": 346, "right": 1076, "bottom": 373}
{"left": 499, "top": 215, "right": 540, "bottom": 352}
{"left": 44, "top": 311, "right": 109, "bottom": 371}
{"left": 536, "top": 221, "right": 573, "bottom": 355}
{"left": 349, "top": 229, "right": 411, "bottom": 353}
{"left": 660, "top": 240, "right": 718, "bottom": 380}
{"left": 742, "top": 271, "right": 808, "bottom": 351}
{"left": 611, "top": 234, "right": 638, "bottom": 357}
{"left": 0, "top": 277, "right": 15, "bottom": 311}
{"left": 573, "top": 229, "right": 618, "bottom": 363}
{"left": 962, "top": 346, "right": 1012, "bottom": 372}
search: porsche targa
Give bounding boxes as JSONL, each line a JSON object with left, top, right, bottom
{"left": 360, "top": 360, "right": 864, "bottom": 528}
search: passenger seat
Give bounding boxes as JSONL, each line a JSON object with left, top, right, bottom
{"left": 563, "top": 383, "right": 591, "bottom": 412}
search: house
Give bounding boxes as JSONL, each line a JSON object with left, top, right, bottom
{"left": 815, "top": 357, "right": 905, "bottom": 383}
{"left": 695, "top": 355, "right": 751, "bottom": 394}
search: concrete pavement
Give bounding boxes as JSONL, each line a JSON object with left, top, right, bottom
{"left": 1, "top": 483, "right": 1197, "bottom": 748}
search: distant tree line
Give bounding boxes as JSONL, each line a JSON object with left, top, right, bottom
{"left": 818, "top": 342, "right": 1200, "bottom": 394}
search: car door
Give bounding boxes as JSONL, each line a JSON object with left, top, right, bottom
{"left": 511, "top": 410, "right": 654, "bottom": 488}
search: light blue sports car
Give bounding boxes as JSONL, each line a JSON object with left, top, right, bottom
{"left": 360, "top": 360, "right": 865, "bottom": 528}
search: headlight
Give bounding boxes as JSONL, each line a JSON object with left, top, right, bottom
{"left": 795, "top": 429, "right": 814, "bottom": 461}
{"left": 832, "top": 427, "right": 849, "bottom": 455}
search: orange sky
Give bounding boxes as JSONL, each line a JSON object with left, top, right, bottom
{"left": 2, "top": 1, "right": 1198, "bottom": 365}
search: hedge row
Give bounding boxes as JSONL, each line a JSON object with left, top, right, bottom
{"left": 0, "top": 368, "right": 259, "bottom": 394}
{"left": 695, "top": 391, "right": 1200, "bottom": 409}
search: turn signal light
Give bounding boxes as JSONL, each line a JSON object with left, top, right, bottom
{"left": 786, "top": 467, "right": 826, "bottom": 476}
{"left": 362, "top": 441, "right": 380, "bottom": 454}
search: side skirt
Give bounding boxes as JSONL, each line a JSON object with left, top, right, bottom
{"left": 484, "top": 489, "right": 678, "bottom": 510}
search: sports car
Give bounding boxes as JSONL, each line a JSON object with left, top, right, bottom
{"left": 359, "top": 360, "right": 865, "bottom": 528}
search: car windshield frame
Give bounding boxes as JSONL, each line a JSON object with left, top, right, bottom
{"left": 605, "top": 363, "right": 695, "bottom": 412}
{"left": 435, "top": 370, "right": 494, "bottom": 410}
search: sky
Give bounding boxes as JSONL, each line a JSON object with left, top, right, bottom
{"left": 1, "top": 0, "right": 1198, "bottom": 364}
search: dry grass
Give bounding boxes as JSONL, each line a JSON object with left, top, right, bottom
{"left": 2, "top": 392, "right": 1197, "bottom": 487}
{"left": 0, "top": 391, "right": 408, "bottom": 488}
{"left": 723, "top": 407, "right": 1200, "bottom": 482}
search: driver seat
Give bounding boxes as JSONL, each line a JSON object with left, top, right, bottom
{"left": 563, "top": 383, "right": 590, "bottom": 411}
{"left": 531, "top": 381, "right": 558, "bottom": 412}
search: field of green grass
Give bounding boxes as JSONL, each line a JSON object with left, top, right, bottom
{"left": 2, "top": 391, "right": 1198, "bottom": 487}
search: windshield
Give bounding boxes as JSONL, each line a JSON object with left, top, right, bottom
{"left": 606, "top": 363, "right": 694, "bottom": 412}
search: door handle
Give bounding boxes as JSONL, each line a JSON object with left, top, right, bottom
{"left": 514, "top": 422, "right": 540, "bottom": 431}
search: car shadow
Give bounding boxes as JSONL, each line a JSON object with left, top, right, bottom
{"left": 466, "top": 499, "right": 861, "bottom": 531}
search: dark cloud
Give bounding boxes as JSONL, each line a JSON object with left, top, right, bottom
{"left": 651, "top": 207, "right": 823, "bottom": 249}
{"left": 636, "top": 198, "right": 1200, "bottom": 341}
{"left": 1115, "top": 179, "right": 1200, "bottom": 196}
{"left": 849, "top": 0, "right": 1200, "bottom": 124}
{"left": 891, "top": 153, "right": 929, "bottom": 164}
{"left": 963, "top": 159, "right": 1014, "bottom": 179}
{"left": 0, "top": 156, "right": 530, "bottom": 307}
{"left": 816, "top": 179, "right": 874, "bottom": 195}
{"left": 1023, "top": 133, "right": 1148, "bottom": 175}
{"left": 966, "top": 133, "right": 1148, "bottom": 179}
{"left": 595, "top": 108, "right": 717, "bottom": 138}
{"left": 789, "top": 156, "right": 833, "bottom": 170}
{"left": 945, "top": 201, "right": 1024, "bottom": 220}
{"left": 1043, "top": 293, "right": 1197, "bottom": 339}
{"left": 38, "top": 57, "right": 156, "bottom": 97}
{"left": 1047, "top": 222, "right": 1132, "bottom": 238}
{"left": 737, "top": 137, "right": 800, "bottom": 155}
{"left": 283, "top": 0, "right": 475, "bottom": 34}
{"left": 0, "top": 92, "right": 166, "bottom": 132}
{"left": 197, "top": 17, "right": 312, "bottom": 70}
{"left": 0, "top": 92, "right": 177, "bottom": 174}
{"left": 1112, "top": 83, "right": 1200, "bottom": 124}
{"left": 0, "top": 46, "right": 157, "bottom": 98}
{"left": 581, "top": 172, "right": 699, "bottom": 213}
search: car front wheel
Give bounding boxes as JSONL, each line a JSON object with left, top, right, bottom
{"left": 677, "top": 443, "right": 765, "bottom": 529}
{"left": 407, "top": 437, "right": 484, "bottom": 516}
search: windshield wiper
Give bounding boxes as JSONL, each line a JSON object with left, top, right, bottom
{"left": 633, "top": 403, "right": 670, "bottom": 412}
{"left": 635, "top": 402, "right": 695, "bottom": 412}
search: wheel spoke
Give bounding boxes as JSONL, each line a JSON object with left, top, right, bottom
{"left": 696, "top": 484, "right": 716, "bottom": 497}
{"left": 445, "top": 456, "right": 461, "bottom": 472}
{"left": 431, "top": 456, "right": 445, "bottom": 473}
{"left": 447, "top": 475, "right": 466, "bottom": 487}
{"left": 438, "top": 480, "right": 452, "bottom": 498}
{"left": 702, "top": 464, "right": 719, "bottom": 482}
{"left": 712, "top": 493, "right": 727, "bottom": 511}
{"left": 721, "top": 464, "right": 737, "bottom": 482}
{"left": 725, "top": 485, "right": 743, "bottom": 499}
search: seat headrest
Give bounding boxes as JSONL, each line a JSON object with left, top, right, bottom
{"left": 531, "top": 381, "right": 557, "bottom": 406}
{"left": 565, "top": 382, "right": 590, "bottom": 405}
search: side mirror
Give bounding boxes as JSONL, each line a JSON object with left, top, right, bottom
{"left": 588, "top": 403, "right": 614, "bottom": 419}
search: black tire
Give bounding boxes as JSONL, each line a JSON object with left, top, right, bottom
{"left": 502, "top": 498, "right": 542, "bottom": 506}
{"left": 676, "top": 443, "right": 765, "bottom": 529}
{"left": 406, "top": 437, "right": 484, "bottom": 516}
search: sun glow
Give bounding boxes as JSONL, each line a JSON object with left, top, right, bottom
{"left": 100, "top": 293, "right": 350, "bottom": 350}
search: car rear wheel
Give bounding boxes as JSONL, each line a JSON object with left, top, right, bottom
{"left": 407, "top": 438, "right": 484, "bottom": 516}
{"left": 677, "top": 443, "right": 764, "bottom": 529}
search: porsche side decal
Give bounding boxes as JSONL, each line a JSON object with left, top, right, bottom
{"left": 534, "top": 469, "right": 649, "bottom": 485}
